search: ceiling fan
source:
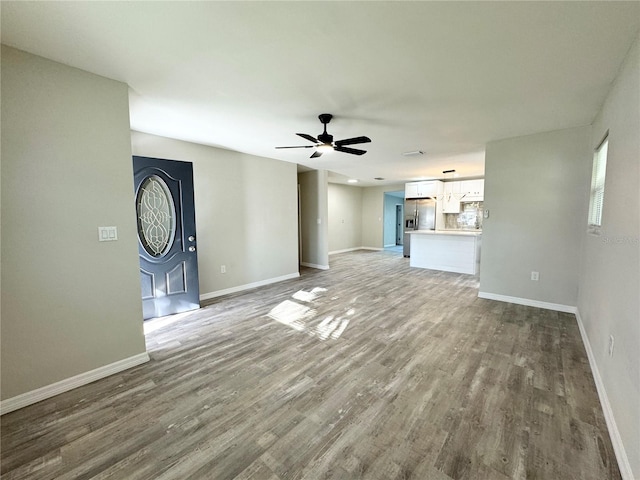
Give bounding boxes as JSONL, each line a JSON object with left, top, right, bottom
{"left": 276, "top": 113, "right": 371, "bottom": 158}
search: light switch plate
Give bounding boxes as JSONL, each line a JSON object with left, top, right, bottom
{"left": 98, "top": 226, "right": 118, "bottom": 241}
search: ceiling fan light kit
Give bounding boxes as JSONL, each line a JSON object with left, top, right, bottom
{"left": 276, "top": 113, "right": 371, "bottom": 158}
{"left": 317, "top": 143, "right": 334, "bottom": 153}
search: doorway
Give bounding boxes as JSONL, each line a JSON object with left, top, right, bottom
{"left": 395, "top": 204, "right": 403, "bottom": 245}
{"left": 133, "top": 156, "right": 200, "bottom": 319}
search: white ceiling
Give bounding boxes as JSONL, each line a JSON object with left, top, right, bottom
{"left": 2, "top": 1, "right": 639, "bottom": 186}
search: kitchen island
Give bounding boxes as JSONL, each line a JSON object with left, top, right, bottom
{"left": 408, "top": 230, "right": 482, "bottom": 275}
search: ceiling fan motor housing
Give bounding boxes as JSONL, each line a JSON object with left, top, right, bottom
{"left": 318, "top": 133, "right": 333, "bottom": 144}
{"left": 318, "top": 114, "right": 333, "bottom": 145}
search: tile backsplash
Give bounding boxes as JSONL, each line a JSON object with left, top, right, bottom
{"left": 444, "top": 202, "right": 483, "bottom": 230}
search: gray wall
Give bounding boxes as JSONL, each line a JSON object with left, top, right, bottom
{"left": 298, "top": 170, "right": 329, "bottom": 269}
{"left": 131, "top": 132, "right": 300, "bottom": 296}
{"left": 577, "top": 33, "right": 639, "bottom": 478}
{"left": 328, "top": 183, "right": 363, "bottom": 253}
{"left": 479, "top": 126, "right": 592, "bottom": 308}
{"left": 1, "top": 47, "right": 147, "bottom": 400}
{"left": 361, "top": 184, "right": 406, "bottom": 249}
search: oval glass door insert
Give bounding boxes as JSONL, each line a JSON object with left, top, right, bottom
{"left": 136, "top": 175, "right": 176, "bottom": 257}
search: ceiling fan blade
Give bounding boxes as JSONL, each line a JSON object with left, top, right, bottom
{"left": 297, "top": 133, "right": 319, "bottom": 144}
{"left": 335, "top": 136, "right": 371, "bottom": 147}
{"left": 275, "top": 145, "right": 315, "bottom": 149}
{"left": 335, "top": 146, "right": 367, "bottom": 156}
{"left": 310, "top": 151, "right": 323, "bottom": 158}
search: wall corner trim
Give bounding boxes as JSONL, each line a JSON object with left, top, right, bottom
{"left": 477, "top": 292, "right": 577, "bottom": 313}
{"left": 575, "top": 310, "right": 634, "bottom": 480}
{"left": 0, "top": 352, "right": 151, "bottom": 416}
{"left": 200, "top": 272, "right": 301, "bottom": 301}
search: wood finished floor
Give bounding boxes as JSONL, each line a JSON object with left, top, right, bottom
{"left": 1, "top": 250, "right": 620, "bottom": 480}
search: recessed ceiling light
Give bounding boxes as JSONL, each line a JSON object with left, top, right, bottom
{"left": 402, "top": 150, "right": 424, "bottom": 156}
{"left": 347, "top": 179, "right": 358, "bottom": 183}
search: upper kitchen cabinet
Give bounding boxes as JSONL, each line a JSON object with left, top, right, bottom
{"left": 460, "top": 179, "right": 484, "bottom": 201}
{"left": 442, "top": 181, "right": 462, "bottom": 213}
{"left": 405, "top": 180, "right": 443, "bottom": 199}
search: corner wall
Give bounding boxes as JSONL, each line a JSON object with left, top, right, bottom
{"left": 577, "top": 33, "right": 639, "bottom": 479}
{"left": 131, "top": 132, "right": 300, "bottom": 296}
{"left": 298, "top": 170, "right": 329, "bottom": 269}
{"left": 1, "top": 46, "right": 147, "bottom": 403}
{"left": 479, "top": 126, "right": 592, "bottom": 310}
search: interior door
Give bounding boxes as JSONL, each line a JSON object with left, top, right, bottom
{"left": 133, "top": 156, "right": 200, "bottom": 320}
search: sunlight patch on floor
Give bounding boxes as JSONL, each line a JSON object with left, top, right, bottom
{"left": 266, "top": 288, "right": 352, "bottom": 340}
{"left": 266, "top": 299, "right": 316, "bottom": 331}
{"left": 144, "top": 311, "right": 191, "bottom": 335}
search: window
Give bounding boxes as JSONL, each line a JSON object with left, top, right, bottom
{"left": 588, "top": 135, "right": 608, "bottom": 229}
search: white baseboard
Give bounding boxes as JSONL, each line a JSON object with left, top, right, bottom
{"left": 329, "top": 247, "right": 361, "bottom": 255}
{"left": 0, "top": 352, "right": 150, "bottom": 415}
{"left": 329, "top": 247, "right": 385, "bottom": 255}
{"left": 477, "top": 292, "right": 577, "bottom": 314}
{"left": 575, "top": 310, "right": 633, "bottom": 480}
{"left": 299, "top": 262, "right": 329, "bottom": 270}
{"left": 200, "top": 272, "right": 301, "bottom": 300}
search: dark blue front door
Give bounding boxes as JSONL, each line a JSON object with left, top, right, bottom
{"left": 133, "top": 156, "right": 200, "bottom": 319}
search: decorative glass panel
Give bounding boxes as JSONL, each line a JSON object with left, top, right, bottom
{"left": 136, "top": 175, "right": 176, "bottom": 257}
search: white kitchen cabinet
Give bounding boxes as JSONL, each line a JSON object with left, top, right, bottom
{"left": 405, "top": 182, "right": 419, "bottom": 198}
{"left": 460, "top": 179, "right": 484, "bottom": 200}
{"left": 409, "top": 230, "right": 482, "bottom": 275}
{"left": 405, "top": 180, "right": 442, "bottom": 199}
{"left": 442, "top": 181, "right": 462, "bottom": 213}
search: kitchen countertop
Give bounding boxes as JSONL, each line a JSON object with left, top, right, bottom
{"left": 408, "top": 230, "right": 482, "bottom": 237}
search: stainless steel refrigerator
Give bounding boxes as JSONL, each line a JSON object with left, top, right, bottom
{"left": 403, "top": 198, "right": 436, "bottom": 257}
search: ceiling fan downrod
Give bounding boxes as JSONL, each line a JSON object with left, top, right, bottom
{"left": 318, "top": 114, "right": 333, "bottom": 145}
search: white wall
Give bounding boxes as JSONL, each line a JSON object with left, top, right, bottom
{"left": 131, "top": 132, "right": 300, "bottom": 296}
{"left": 577, "top": 33, "right": 639, "bottom": 479}
{"left": 1, "top": 47, "right": 147, "bottom": 401}
{"left": 298, "top": 170, "right": 329, "bottom": 269}
{"left": 479, "top": 126, "right": 592, "bottom": 309}
{"left": 328, "top": 183, "right": 363, "bottom": 253}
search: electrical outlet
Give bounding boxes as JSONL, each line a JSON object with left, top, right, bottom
{"left": 531, "top": 271, "right": 539, "bottom": 281}
{"left": 608, "top": 335, "right": 614, "bottom": 357}
{"left": 221, "top": 265, "right": 226, "bottom": 274}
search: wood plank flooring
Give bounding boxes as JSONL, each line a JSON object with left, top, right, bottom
{"left": 1, "top": 250, "right": 620, "bottom": 479}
